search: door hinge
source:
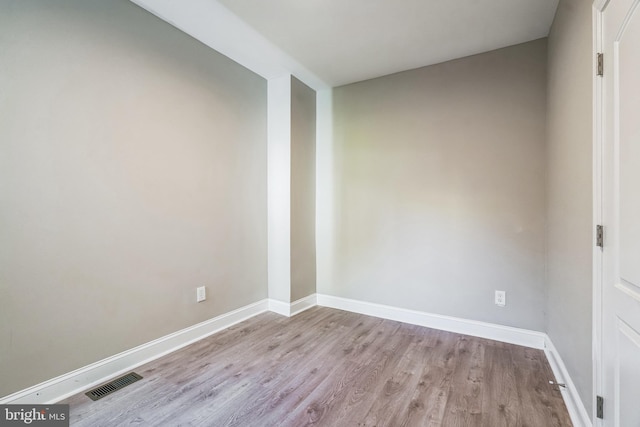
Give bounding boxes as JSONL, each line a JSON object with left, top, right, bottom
{"left": 597, "top": 53, "right": 604, "bottom": 76}
{"left": 596, "top": 225, "right": 604, "bottom": 248}
{"left": 597, "top": 395, "right": 604, "bottom": 419}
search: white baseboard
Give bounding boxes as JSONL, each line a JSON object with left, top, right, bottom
{"left": 0, "top": 299, "right": 270, "bottom": 405}
{"left": 544, "top": 338, "right": 593, "bottom": 427}
{"left": 268, "top": 299, "right": 291, "bottom": 316}
{"left": 268, "top": 294, "right": 317, "bottom": 317}
{"left": 316, "top": 294, "right": 547, "bottom": 349}
{"left": 290, "top": 294, "right": 317, "bottom": 316}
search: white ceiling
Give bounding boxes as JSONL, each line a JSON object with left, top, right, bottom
{"left": 216, "top": 0, "right": 559, "bottom": 87}
{"left": 132, "top": 0, "right": 559, "bottom": 89}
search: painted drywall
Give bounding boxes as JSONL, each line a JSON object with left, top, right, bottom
{"left": 267, "top": 75, "right": 292, "bottom": 303}
{"left": 546, "top": 0, "right": 593, "bottom": 417}
{"left": 316, "top": 90, "right": 335, "bottom": 297}
{"left": 290, "top": 76, "right": 317, "bottom": 302}
{"left": 0, "top": 0, "right": 267, "bottom": 397}
{"left": 328, "top": 40, "right": 547, "bottom": 331}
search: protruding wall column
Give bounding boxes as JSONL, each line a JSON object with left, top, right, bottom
{"left": 267, "top": 75, "right": 317, "bottom": 313}
{"left": 267, "top": 74, "right": 292, "bottom": 304}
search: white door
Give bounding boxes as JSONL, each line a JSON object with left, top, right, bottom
{"left": 600, "top": 0, "right": 640, "bottom": 425}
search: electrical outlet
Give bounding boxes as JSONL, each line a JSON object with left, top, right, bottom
{"left": 196, "top": 286, "right": 206, "bottom": 303}
{"left": 495, "top": 290, "right": 506, "bottom": 307}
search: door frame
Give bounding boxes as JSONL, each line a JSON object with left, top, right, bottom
{"left": 592, "top": 0, "right": 605, "bottom": 425}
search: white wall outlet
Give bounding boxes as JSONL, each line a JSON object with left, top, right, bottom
{"left": 196, "top": 286, "right": 206, "bottom": 303}
{"left": 495, "top": 290, "right": 506, "bottom": 307}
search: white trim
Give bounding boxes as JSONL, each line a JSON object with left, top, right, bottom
{"left": 0, "top": 300, "right": 269, "bottom": 405}
{"left": 268, "top": 299, "right": 291, "bottom": 317}
{"left": 290, "top": 294, "right": 318, "bottom": 316}
{"left": 545, "top": 337, "right": 594, "bottom": 427}
{"left": 268, "top": 295, "right": 317, "bottom": 317}
{"left": 316, "top": 294, "right": 546, "bottom": 349}
{"left": 592, "top": 3, "right": 604, "bottom": 425}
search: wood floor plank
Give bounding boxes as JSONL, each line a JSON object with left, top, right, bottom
{"left": 512, "top": 346, "right": 570, "bottom": 427}
{"left": 441, "top": 335, "right": 484, "bottom": 426}
{"left": 398, "top": 330, "right": 459, "bottom": 427}
{"left": 276, "top": 317, "right": 399, "bottom": 426}
{"left": 191, "top": 310, "right": 355, "bottom": 426}
{"left": 230, "top": 313, "right": 386, "bottom": 427}
{"left": 61, "top": 307, "right": 573, "bottom": 427}
{"left": 359, "top": 324, "right": 428, "bottom": 426}
{"left": 481, "top": 343, "right": 524, "bottom": 427}
{"left": 296, "top": 320, "right": 414, "bottom": 426}
{"left": 141, "top": 309, "right": 342, "bottom": 427}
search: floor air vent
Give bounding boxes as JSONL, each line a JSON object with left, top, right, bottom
{"left": 85, "top": 372, "right": 143, "bottom": 401}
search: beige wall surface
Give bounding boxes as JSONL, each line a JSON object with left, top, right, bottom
{"left": 290, "top": 77, "right": 317, "bottom": 301}
{"left": 329, "top": 40, "right": 548, "bottom": 331}
{"left": 546, "top": 0, "right": 593, "bottom": 416}
{"left": 0, "top": 0, "right": 267, "bottom": 396}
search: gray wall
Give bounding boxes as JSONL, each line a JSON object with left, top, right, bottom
{"left": 290, "top": 77, "right": 317, "bottom": 301}
{"left": 546, "top": 0, "right": 593, "bottom": 416}
{"left": 0, "top": 0, "right": 267, "bottom": 397}
{"left": 329, "top": 39, "right": 548, "bottom": 331}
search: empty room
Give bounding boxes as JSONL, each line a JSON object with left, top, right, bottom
{"left": 2, "top": 0, "right": 639, "bottom": 426}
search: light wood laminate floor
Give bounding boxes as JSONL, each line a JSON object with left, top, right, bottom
{"left": 62, "top": 307, "right": 572, "bottom": 426}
